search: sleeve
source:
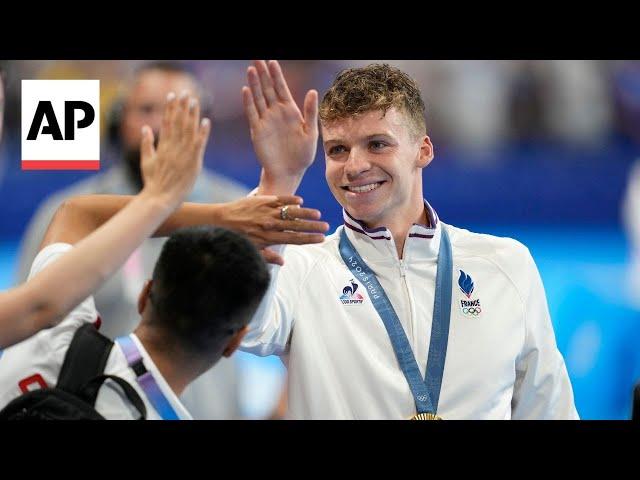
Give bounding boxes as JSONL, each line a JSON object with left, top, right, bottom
{"left": 27, "top": 242, "right": 74, "bottom": 280}
{"left": 15, "top": 195, "right": 66, "bottom": 284}
{"left": 28, "top": 243, "right": 100, "bottom": 346}
{"left": 239, "top": 245, "right": 311, "bottom": 357}
{"left": 511, "top": 249, "right": 580, "bottom": 419}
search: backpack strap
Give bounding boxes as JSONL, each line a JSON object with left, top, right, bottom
{"left": 82, "top": 375, "right": 147, "bottom": 420}
{"left": 57, "top": 323, "right": 146, "bottom": 419}
{"left": 57, "top": 323, "right": 113, "bottom": 395}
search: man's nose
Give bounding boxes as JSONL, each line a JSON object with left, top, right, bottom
{"left": 344, "top": 149, "right": 371, "bottom": 179}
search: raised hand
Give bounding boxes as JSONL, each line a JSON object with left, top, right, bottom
{"left": 140, "top": 91, "right": 211, "bottom": 209}
{"left": 242, "top": 60, "right": 319, "bottom": 195}
{"left": 220, "top": 195, "right": 330, "bottom": 265}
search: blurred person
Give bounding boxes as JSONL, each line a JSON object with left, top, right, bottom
{"left": 506, "top": 60, "right": 549, "bottom": 143}
{"left": 429, "top": 60, "right": 510, "bottom": 154}
{"left": 15, "top": 61, "right": 250, "bottom": 419}
{"left": 0, "top": 90, "right": 213, "bottom": 348}
{"left": 612, "top": 60, "right": 640, "bottom": 145}
{"left": 623, "top": 159, "right": 640, "bottom": 306}
{"left": 239, "top": 60, "right": 578, "bottom": 419}
{"left": 0, "top": 89, "right": 328, "bottom": 418}
{"left": 543, "top": 60, "right": 612, "bottom": 146}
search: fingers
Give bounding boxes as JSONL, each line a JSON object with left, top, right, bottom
{"left": 185, "top": 95, "right": 200, "bottom": 141}
{"left": 196, "top": 117, "right": 211, "bottom": 160}
{"left": 261, "top": 248, "right": 285, "bottom": 266}
{"left": 242, "top": 86, "right": 260, "bottom": 126}
{"left": 140, "top": 125, "right": 155, "bottom": 163}
{"left": 247, "top": 66, "right": 267, "bottom": 116}
{"left": 160, "top": 91, "right": 177, "bottom": 142}
{"left": 262, "top": 231, "right": 326, "bottom": 246}
{"left": 268, "top": 60, "right": 294, "bottom": 103}
{"left": 173, "top": 90, "right": 191, "bottom": 140}
{"left": 271, "top": 219, "right": 330, "bottom": 233}
{"left": 271, "top": 195, "right": 303, "bottom": 207}
{"left": 278, "top": 205, "right": 323, "bottom": 221}
{"left": 303, "top": 90, "right": 319, "bottom": 133}
{"left": 254, "top": 60, "right": 278, "bottom": 106}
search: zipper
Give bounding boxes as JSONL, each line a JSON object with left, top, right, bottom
{"left": 398, "top": 258, "right": 415, "bottom": 346}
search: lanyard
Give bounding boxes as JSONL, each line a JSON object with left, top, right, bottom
{"left": 338, "top": 226, "right": 453, "bottom": 416}
{"left": 116, "top": 335, "right": 180, "bottom": 420}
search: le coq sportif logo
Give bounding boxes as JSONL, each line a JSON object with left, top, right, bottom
{"left": 21, "top": 80, "right": 100, "bottom": 170}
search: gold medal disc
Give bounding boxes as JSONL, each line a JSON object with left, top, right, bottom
{"left": 410, "top": 412, "right": 442, "bottom": 420}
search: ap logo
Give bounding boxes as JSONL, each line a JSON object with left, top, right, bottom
{"left": 21, "top": 80, "right": 100, "bottom": 170}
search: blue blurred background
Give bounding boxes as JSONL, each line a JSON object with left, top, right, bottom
{"left": 2, "top": 60, "right": 640, "bottom": 419}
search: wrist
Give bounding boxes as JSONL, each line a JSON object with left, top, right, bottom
{"left": 206, "top": 203, "right": 228, "bottom": 229}
{"left": 137, "top": 187, "right": 179, "bottom": 218}
{"left": 258, "top": 169, "right": 305, "bottom": 196}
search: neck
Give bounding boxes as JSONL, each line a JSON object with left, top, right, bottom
{"left": 366, "top": 201, "right": 428, "bottom": 259}
{"left": 133, "top": 324, "right": 198, "bottom": 397}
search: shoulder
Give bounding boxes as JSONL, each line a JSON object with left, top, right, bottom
{"left": 32, "top": 171, "right": 113, "bottom": 220}
{"left": 277, "top": 228, "right": 342, "bottom": 283}
{"left": 446, "top": 223, "right": 537, "bottom": 292}
{"left": 284, "top": 228, "right": 342, "bottom": 265}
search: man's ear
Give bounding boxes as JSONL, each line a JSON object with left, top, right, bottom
{"left": 222, "top": 326, "right": 249, "bottom": 358}
{"left": 137, "top": 279, "right": 153, "bottom": 316}
{"left": 417, "top": 135, "right": 434, "bottom": 169}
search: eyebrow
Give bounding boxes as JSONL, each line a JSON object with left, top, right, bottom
{"left": 323, "top": 133, "right": 395, "bottom": 145}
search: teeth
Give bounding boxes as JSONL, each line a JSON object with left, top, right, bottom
{"left": 347, "top": 182, "right": 382, "bottom": 193}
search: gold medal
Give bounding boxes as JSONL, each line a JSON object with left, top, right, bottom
{"left": 410, "top": 412, "right": 442, "bottom": 420}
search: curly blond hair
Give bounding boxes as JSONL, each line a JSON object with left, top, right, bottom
{"left": 319, "top": 63, "right": 426, "bottom": 138}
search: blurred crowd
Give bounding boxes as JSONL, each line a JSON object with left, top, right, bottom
{"left": 3, "top": 60, "right": 640, "bottom": 158}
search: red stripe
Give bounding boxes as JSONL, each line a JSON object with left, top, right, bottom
{"left": 22, "top": 160, "right": 100, "bottom": 170}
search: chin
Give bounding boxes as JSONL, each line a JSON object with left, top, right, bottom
{"left": 345, "top": 204, "right": 383, "bottom": 224}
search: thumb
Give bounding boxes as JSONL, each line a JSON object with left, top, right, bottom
{"left": 261, "top": 248, "right": 284, "bottom": 266}
{"left": 140, "top": 125, "right": 155, "bottom": 162}
{"left": 303, "top": 90, "right": 319, "bottom": 133}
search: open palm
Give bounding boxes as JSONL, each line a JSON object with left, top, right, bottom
{"left": 243, "top": 60, "right": 318, "bottom": 179}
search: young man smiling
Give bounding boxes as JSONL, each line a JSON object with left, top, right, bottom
{"left": 239, "top": 61, "right": 578, "bottom": 420}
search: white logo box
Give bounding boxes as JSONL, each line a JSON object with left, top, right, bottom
{"left": 22, "top": 79, "right": 100, "bottom": 170}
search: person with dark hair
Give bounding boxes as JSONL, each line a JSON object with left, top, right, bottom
{"left": 0, "top": 224, "right": 271, "bottom": 419}
{"left": 239, "top": 60, "right": 578, "bottom": 419}
{"left": 14, "top": 61, "right": 251, "bottom": 419}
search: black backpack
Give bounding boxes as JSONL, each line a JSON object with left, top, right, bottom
{"left": 0, "top": 323, "right": 147, "bottom": 420}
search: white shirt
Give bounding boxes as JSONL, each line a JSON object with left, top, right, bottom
{"left": 241, "top": 201, "right": 579, "bottom": 420}
{"left": 0, "top": 243, "right": 192, "bottom": 420}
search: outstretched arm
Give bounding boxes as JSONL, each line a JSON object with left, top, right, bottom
{"left": 43, "top": 193, "right": 329, "bottom": 266}
{"left": 0, "top": 91, "right": 210, "bottom": 349}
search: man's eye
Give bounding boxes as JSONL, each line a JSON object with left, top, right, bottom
{"left": 329, "top": 145, "right": 346, "bottom": 155}
{"left": 370, "top": 141, "right": 387, "bottom": 150}
{"left": 138, "top": 104, "right": 156, "bottom": 115}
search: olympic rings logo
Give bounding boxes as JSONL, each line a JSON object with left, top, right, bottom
{"left": 462, "top": 307, "right": 481, "bottom": 316}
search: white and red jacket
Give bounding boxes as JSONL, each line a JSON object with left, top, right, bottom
{"left": 0, "top": 243, "right": 192, "bottom": 420}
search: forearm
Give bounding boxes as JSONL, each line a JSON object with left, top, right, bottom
{"left": 41, "top": 193, "right": 229, "bottom": 246}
